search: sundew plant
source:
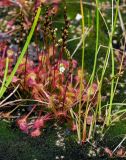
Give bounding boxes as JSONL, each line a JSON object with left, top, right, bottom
{"left": 0, "top": 0, "right": 126, "bottom": 158}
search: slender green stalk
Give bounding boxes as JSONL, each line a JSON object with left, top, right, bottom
{"left": 70, "top": 108, "right": 80, "bottom": 139}
{"left": 0, "top": 7, "right": 41, "bottom": 99}
{"left": 112, "top": 109, "right": 126, "bottom": 116}
{"left": 91, "top": 0, "right": 99, "bottom": 81}
{"left": 78, "top": 0, "right": 85, "bottom": 142}
{"left": 105, "top": 0, "right": 115, "bottom": 126}
{"left": 106, "top": 0, "right": 120, "bottom": 125}
{"left": 87, "top": 11, "right": 90, "bottom": 27}
{"left": 82, "top": 0, "right": 99, "bottom": 142}
{"left": 96, "top": 0, "right": 119, "bottom": 126}
{"left": 112, "top": 6, "right": 125, "bottom": 103}
{"left": 107, "top": 46, "right": 115, "bottom": 125}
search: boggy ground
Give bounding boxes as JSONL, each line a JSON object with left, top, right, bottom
{"left": 0, "top": 120, "right": 126, "bottom": 160}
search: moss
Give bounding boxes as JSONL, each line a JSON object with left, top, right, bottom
{"left": 0, "top": 121, "right": 88, "bottom": 160}
{"left": 0, "top": 120, "right": 126, "bottom": 159}
{"left": 105, "top": 120, "right": 126, "bottom": 138}
{"left": 99, "top": 120, "right": 126, "bottom": 150}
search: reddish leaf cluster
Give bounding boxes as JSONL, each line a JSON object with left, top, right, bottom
{"left": 0, "top": 0, "right": 98, "bottom": 137}
{"left": 14, "top": 48, "right": 97, "bottom": 109}
{"left": 13, "top": 47, "right": 97, "bottom": 136}
{"left": 0, "top": 0, "right": 14, "bottom": 7}
{"left": 17, "top": 111, "right": 51, "bottom": 137}
{"left": 0, "top": 43, "right": 98, "bottom": 137}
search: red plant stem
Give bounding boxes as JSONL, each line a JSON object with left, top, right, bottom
{"left": 26, "top": 105, "right": 37, "bottom": 119}
{"left": 40, "top": 51, "right": 44, "bottom": 68}
{"left": 62, "top": 63, "right": 72, "bottom": 108}
{"left": 52, "top": 42, "right": 56, "bottom": 88}
{"left": 62, "top": 78, "right": 69, "bottom": 108}
{"left": 44, "top": 34, "right": 50, "bottom": 82}
{"left": 34, "top": 0, "right": 41, "bottom": 10}
{"left": 35, "top": 24, "right": 39, "bottom": 57}
{"left": 2, "top": 42, "right": 7, "bottom": 58}
{"left": 58, "top": 48, "right": 64, "bottom": 61}
{"left": 57, "top": 48, "right": 64, "bottom": 86}
{"left": 38, "top": 110, "right": 43, "bottom": 117}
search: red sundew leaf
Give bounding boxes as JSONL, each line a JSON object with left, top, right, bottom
{"left": 72, "top": 59, "right": 78, "bottom": 68}
{"left": 12, "top": 76, "right": 20, "bottom": 83}
{"left": 43, "top": 113, "right": 52, "bottom": 121}
{"left": 27, "top": 78, "right": 37, "bottom": 87}
{"left": 32, "top": 93, "right": 43, "bottom": 102}
{"left": 33, "top": 113, "right": 51, "bottom": 129}
{"left": 35, "top": 84, "right": 50, "bottom": 100}
{"left": 104, "top": 147, "right": 113, "bottom": 157}
{"left": 62, "top": 60, "right": 69, "bottom": 68}
{"left": 17, "top": 115, "right": 28, "bottom": 133}
{"left": 33, "top": 118, "right": 44, "bottom": 129}
{"left": 71, "top": 122, "right": 77, "bottom": 131}
{"left": 38, "top": 69, "right": 48, "bottom": 82}
{"left": 25, "top": 71, "right": 37, "bottom": 87}
{"left": 22, "top": 20, "right": 32, "bottom": 30}
{"left": 17, "top": 58, "right": 34, "bottom": 74}
{"left": 116, "top": 148, "right": 125, "bottom": 157}
{"left": 7, "top": 19, "right": 15, "bottom": 26}
{"left": 32, "top": 87, "right": 43, "bottom": 101}
{"left": 0, "top": 0, "right": 25, "bottom": 7}
{"left": 33, "top": 66, "right": 40, "bottom": 73}
{"left": 30, "top": 128, "right": 41, "bottom": 137}
{"left": 0, "top": 59, "right": 5, "bottom": 70}
{"left": 34, "top": 0, "right": 43, "bottom": 9}
{"left": 0, "top": 72, "right": 3, "bottom": 77}
{"left": 0, "top": 1, "right": 13, "bottom": 7}
{"left": 0, "top": 59, "right": 6, "bottom": 77}
{"left": 20, "top": 58, "right": 34, "bottom": 67}
{"left": 55, "top": 110, "right": 67, "bottom": 118}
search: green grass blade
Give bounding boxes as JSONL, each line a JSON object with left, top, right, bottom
{"left": 106, "top": 0, "right": 120, "bottom": 125}
{"left": 0, "top": 7, "right": 41, "bottom": 99}
{"left": 78, "top": 0, "right": 85, "bottom": 142}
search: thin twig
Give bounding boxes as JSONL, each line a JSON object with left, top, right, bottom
{"left": 0, "top": 84, "right": 20, "bottom": 106}
{"left": 0, "top": 99, "right": 49, "bottom": 108}
{"left": 113, "top": 136, "right": 126, "bottom": 153}
{"left": 71, "top": 26, "right": 93, "bottom": 57}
